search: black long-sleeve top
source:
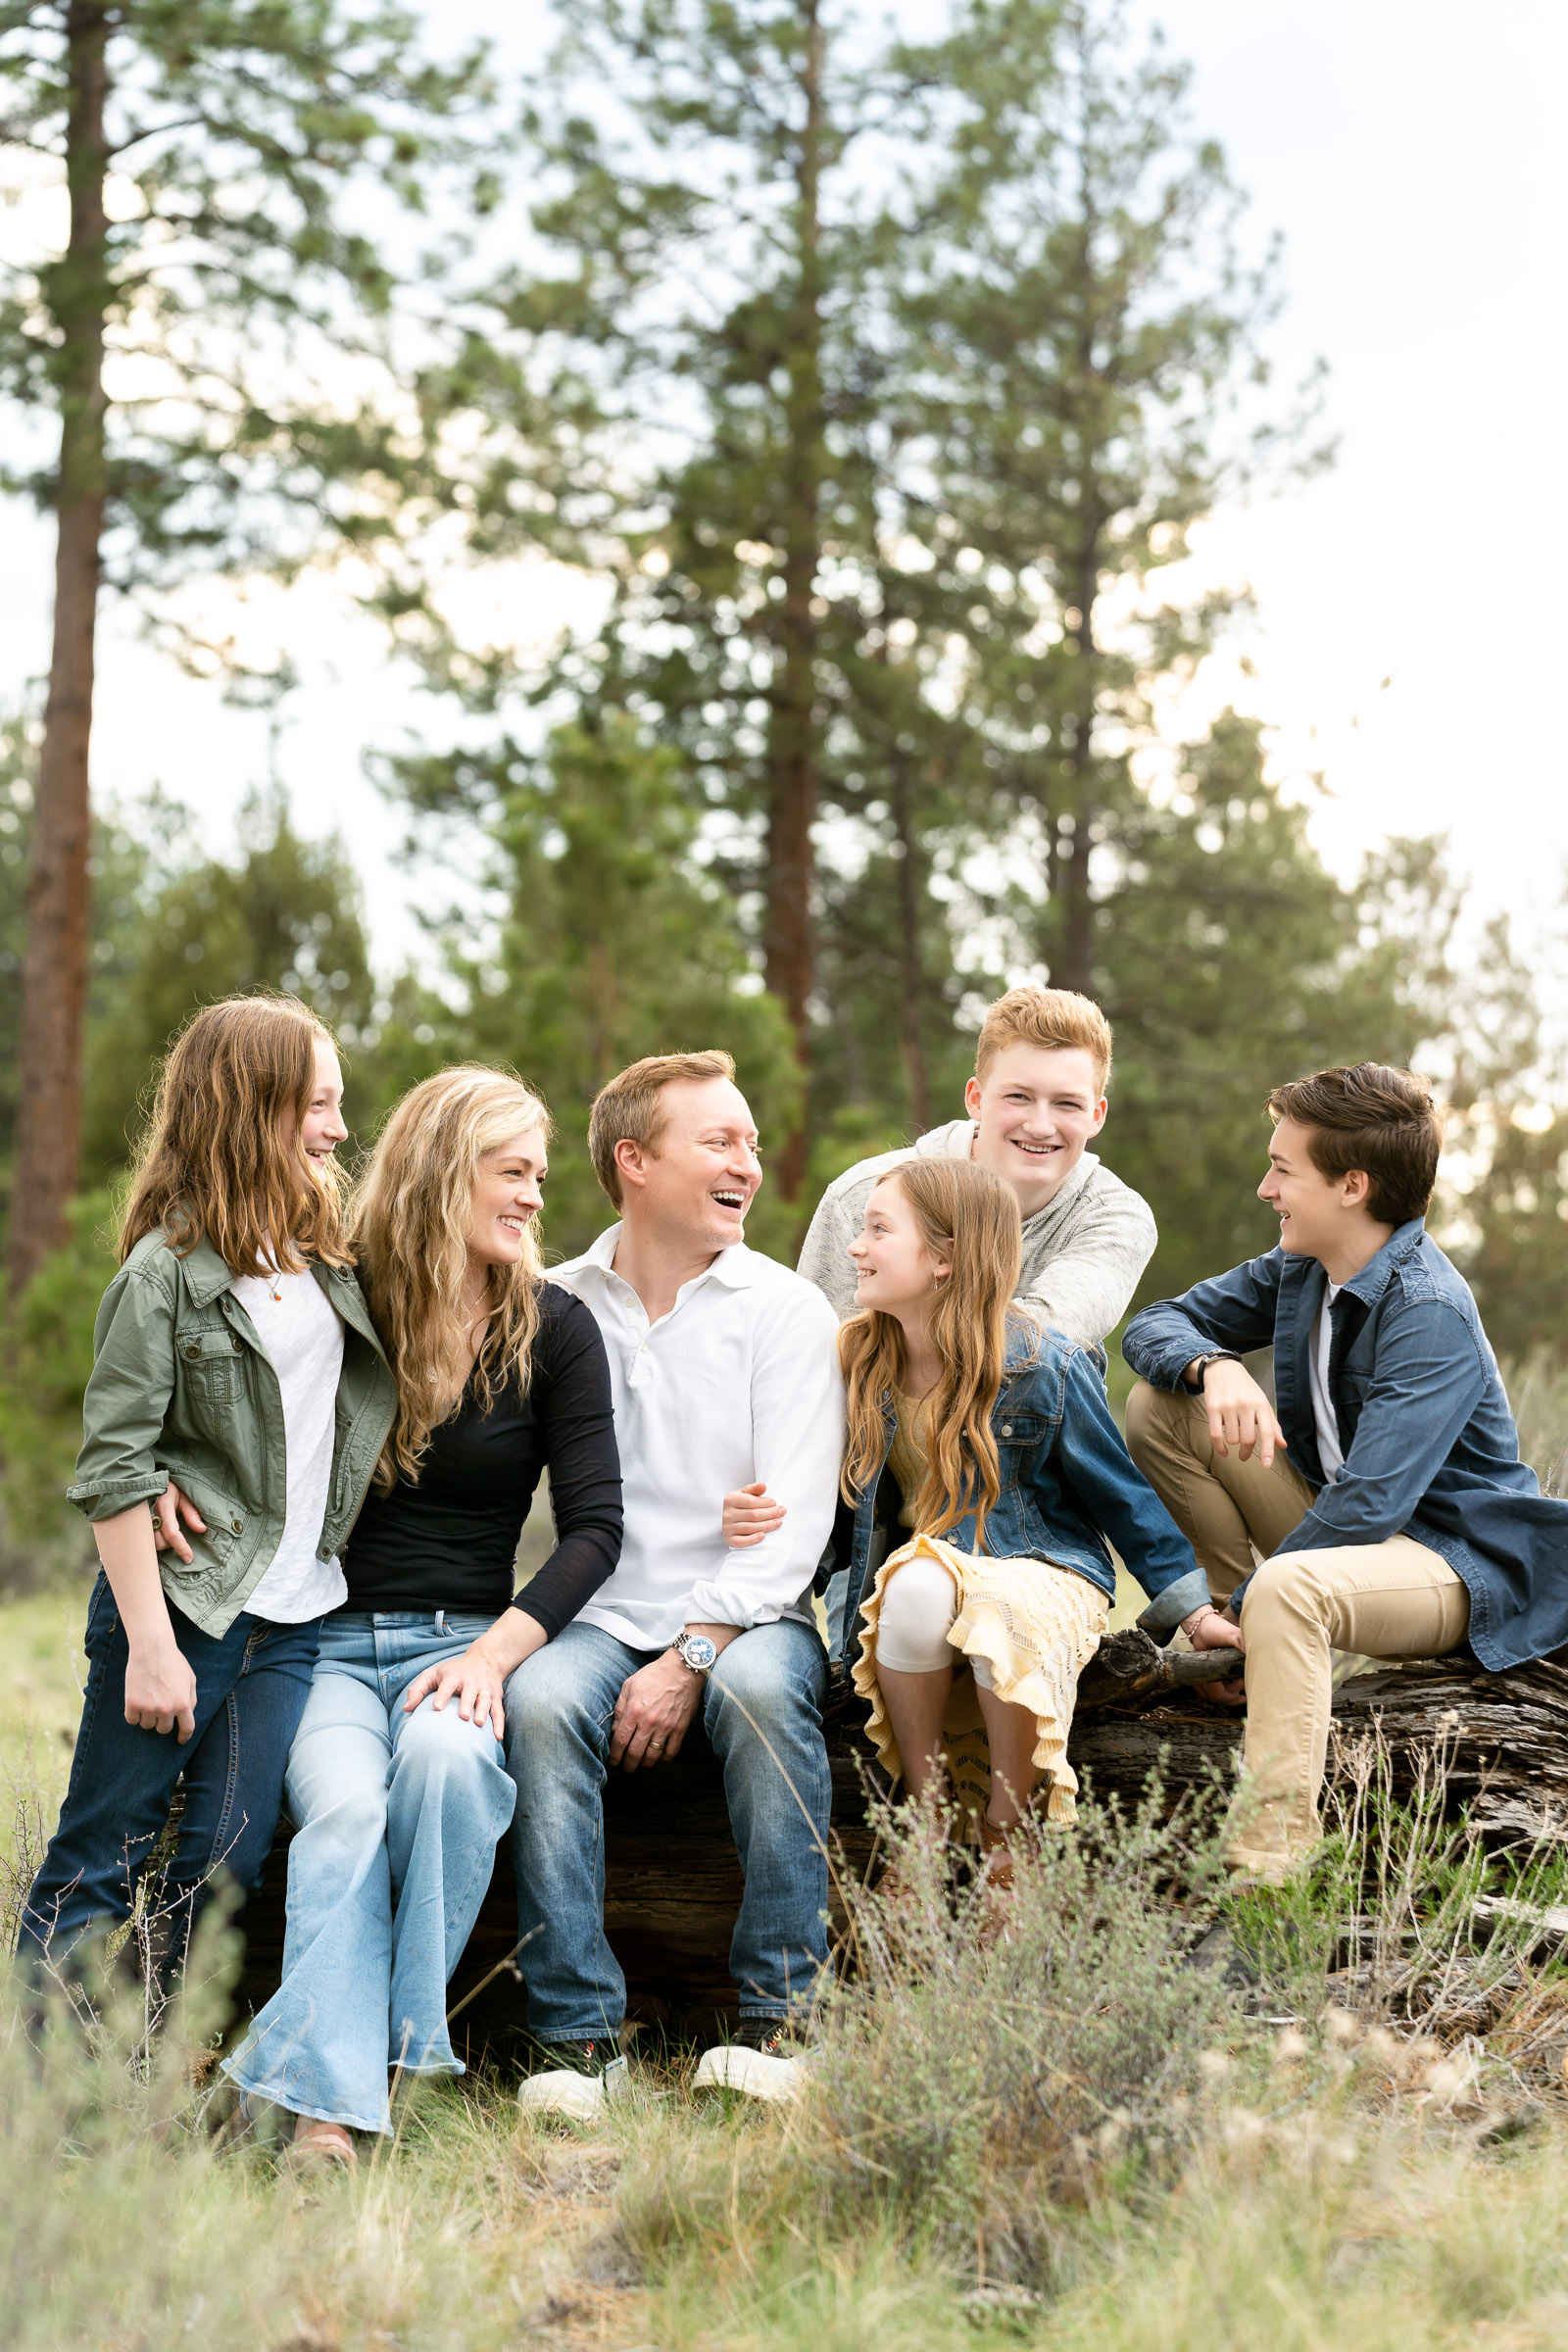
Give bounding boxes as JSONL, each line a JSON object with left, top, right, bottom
{"left": 341, "top": 1285, "right": 622, "bottom": 1634}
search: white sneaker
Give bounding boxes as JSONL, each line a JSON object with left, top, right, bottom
{"left": 517, "top": 2040, "right": 630, "bottom": 2123}
{"left": 693, "top": 2032, "right": 815, "bottom": 2104}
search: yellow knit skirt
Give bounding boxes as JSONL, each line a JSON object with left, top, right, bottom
{"left": 851, "top": 1532, "right": 1109, "bottom": 1826}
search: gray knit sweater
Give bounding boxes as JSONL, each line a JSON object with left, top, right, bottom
{"left": 796, "top": 1119, "right": 1157, "bottom": 1348}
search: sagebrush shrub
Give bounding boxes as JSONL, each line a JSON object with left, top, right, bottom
{"left": 802, "top": 1782, "right": 1241, "bottom": 2274}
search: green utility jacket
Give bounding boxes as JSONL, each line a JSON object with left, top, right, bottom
{"left": 68, "top": 1229, "right": 398, "bottom": 1636}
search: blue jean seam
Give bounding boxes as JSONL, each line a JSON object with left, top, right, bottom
{"left": 203, "top": 1685, "right": 244, "bottom": 1876}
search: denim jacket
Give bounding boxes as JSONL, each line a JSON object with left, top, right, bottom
{"left": 1122, "top": 1220, "right": 1568, "bottom": 1672}
{"left": 827, "top": 1324, "right": 1209, "bottom": 1671}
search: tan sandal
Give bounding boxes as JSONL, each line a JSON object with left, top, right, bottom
{"left": 978, "top": 1812, "right": 1017, "bottom": 1890}
{"left": 974, "top": 1815, "right": 1021, "bottom": 1948}
{"left": 287, "top": 2116, "right": 358, "bottom": 2172}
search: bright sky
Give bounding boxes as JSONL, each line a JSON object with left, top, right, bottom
{"left": 2, "top": 0, "right": 1564, "bottom": 975}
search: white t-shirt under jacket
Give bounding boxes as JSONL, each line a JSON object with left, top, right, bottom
{"left": 231, "top": 1264, "right": 347, "bottom": 1622}
{"left": 549, "top": 1229, "right": 847, "bottom": 1652}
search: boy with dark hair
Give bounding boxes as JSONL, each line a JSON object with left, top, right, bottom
{"left": 1122, "top": 1062, "right": 1568, "bottom": 1879}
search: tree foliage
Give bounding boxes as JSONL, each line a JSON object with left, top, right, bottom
{"left": 0, "top": 0, "right": 495, "bottom": 1278}
{"left": 390, "top": 712, "right": 801, "bottom": 1257}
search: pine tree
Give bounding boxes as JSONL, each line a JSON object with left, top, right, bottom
{"left": 0, "top": 0, "right": 491, "bottom": 1281}
{"left": 396, "top": 0, "right": 914, "bottom": 1200}
{"left": 389, "top": 712, "right": 800, "bottom": 1257}
{"left": 885, "top": 0, "right": 1326, "bottom": 990}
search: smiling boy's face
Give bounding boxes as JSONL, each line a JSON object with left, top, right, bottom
{"left": 964, "top": 1042, "right": 1107, "bottom": 1215}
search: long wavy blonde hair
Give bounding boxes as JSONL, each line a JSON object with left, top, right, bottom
{"left": 352, "top": 1066, "right": 553, "bottom": 1488}
{"left": 839, "top": 1157, "right": 1024, "bottom": 1552}
{"left": 120, "top": 995, "right": 350, "bottom": 1272}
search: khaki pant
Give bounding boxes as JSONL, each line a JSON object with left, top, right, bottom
{"left": 1125, "top": 1381, "right": 1470, "bottom": 1872}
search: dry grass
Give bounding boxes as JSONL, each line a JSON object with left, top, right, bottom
{"left": 10, "top": 1535, "right": 1568, "bottom": 2349}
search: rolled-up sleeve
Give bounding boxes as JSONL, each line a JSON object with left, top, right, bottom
{"left": 67, "top": 1269, "right": 175, "bottom": 1522}
{"left": 1048, "top": 1349, "right": 1209, "bottom": 1633}
{"left": 687, "top": 1283, "right": 847, "bottom": 1628}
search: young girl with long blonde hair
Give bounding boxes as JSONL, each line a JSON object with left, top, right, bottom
{"left": 20, "top": 997, "right": 396, "bottom": 1994}
{"left": 733, "top": 1158, "right": 1211, "bottom": 1885}
{"left": 223, "top": 1066, "right": 622, "bottom": 2162}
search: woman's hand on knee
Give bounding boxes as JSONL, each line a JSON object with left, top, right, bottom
{"left": 403, "top": 1611, "right": 547, "bottom": 1735}
{"left": 404, "top": 1645, "right": 510, "bottom": 1737}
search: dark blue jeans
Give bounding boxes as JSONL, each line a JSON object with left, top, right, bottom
{"left": 19, "top": 1571, "right": 319, "bottom": 1983}
{"left": 503, "top": 1618, "right": 832, "bottom": 2040}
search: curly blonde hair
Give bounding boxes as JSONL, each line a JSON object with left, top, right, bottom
{"left": 838, "top": 1157, "right": 1024, "bottom": 1552}
{"left": 352, "top": 1066, "right": 553, "bottom": 1489}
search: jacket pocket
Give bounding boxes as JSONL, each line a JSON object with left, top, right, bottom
{"left": 155, "top": 1460, "right": 245, "bottom": 1572}
{"left": 995, "top": 1410, "right": 1050, "bottom": 1486}
{"left": 175, "top": 1327, "right": 247, "bottom": 1423}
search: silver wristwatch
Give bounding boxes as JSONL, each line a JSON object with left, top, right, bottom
{"left": 672, "top": 1630, "right": 718, "bottom": 1676}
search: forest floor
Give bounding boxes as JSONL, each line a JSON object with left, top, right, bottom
{"left": 9, "top": 1582, "right": 1568, "bottom": 2352}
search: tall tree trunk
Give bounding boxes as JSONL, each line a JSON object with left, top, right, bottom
{"left": 1052, "top": 117, "right": 1102, "bottom": 1002}
{"left": 1054, "top": 532, "right": 1100, "bottom": 995}
{"left": 889, "top": 742, "right": 930, "bottom": 1131}
{"left": 11, "top": 3, "right": 110, "bottom": 1289}
{"left": 762, "top": 0, "right": 824, "bottom": 1202}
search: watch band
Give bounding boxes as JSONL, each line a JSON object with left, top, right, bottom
{"left": 1184, "top": 1350, "right": 1242, "bottom": 1393}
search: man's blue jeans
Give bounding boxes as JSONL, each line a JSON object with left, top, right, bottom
{"left": 503, "top": 1618, "right": 831, "bottom": 2040}
{"left": 221, "top": 1611, "right": 516, "bottom": 2134}
{"left": 19, "top": 1571, "right": 319, "bottom": 1984}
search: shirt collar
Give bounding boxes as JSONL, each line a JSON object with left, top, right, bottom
{"left": 1341, "top": 1218, "right": 1427, "bottom": 1308}
{"left": 571, "top": 1223, "right": 757, "bottom": 1292}
{"left": 181, "top": 1237, "right": 238, "bottom": 1306}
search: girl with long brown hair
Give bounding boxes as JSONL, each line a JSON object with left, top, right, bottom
{"left": 223, "top": 1067, "right": 622, "bottom": 2162}
{"left": 20, "top": 997, "right": 397, "bottom": 2000}
{"left": 733, "top": 1157, "right": 1211, "bottom": 1888}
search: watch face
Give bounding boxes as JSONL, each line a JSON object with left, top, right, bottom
{"left": 683, "top": 1635, "right": 718, "bottom": 1672}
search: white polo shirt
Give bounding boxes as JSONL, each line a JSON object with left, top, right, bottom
{"left": 549, "top": 1229, "right": 847, "bottom": 1652}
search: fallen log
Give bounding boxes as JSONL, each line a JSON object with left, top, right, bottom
{"left": 233, "top": 1642, "right": 1568, "bottom": 2053}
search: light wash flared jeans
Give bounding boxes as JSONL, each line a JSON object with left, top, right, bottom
{"left": 222, "top": 1610, "right": 515, "bottom": 2133}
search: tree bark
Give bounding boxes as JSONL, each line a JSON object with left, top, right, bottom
{"left": 1053, "top": 535, "right": 1101, "bottom": 997}
{"left": 1051, "top": 123, "right": 1104, "bottom": 1001}
{"left": 889, "top": 741, "right": 930, "bottom": 1130}
{"left": 762, "top": 0, "right": 824, "bottom": 1202}
{"left": 11, "top": 2, "right": 111, "bottom": 1289}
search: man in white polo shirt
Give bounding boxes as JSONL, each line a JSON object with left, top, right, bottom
{"left": 504, "top": 1051, "right": 845, "bottom": 2113}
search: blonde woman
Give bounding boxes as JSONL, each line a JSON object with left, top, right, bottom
{"left": 733, "top": 1159, "right": 1211, "bottom": 1882}
{"left": 223, "top": 1069, "right": 622, "bottom": 2160}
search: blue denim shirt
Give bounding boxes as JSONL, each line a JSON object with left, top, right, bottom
{"left": 827, "top": 1326, "right": 1209, "bottom": 1670}
{"left": 1121, "top": 1220, "right": 1568, "bottom": 1672}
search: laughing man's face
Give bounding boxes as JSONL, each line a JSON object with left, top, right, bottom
{"left": 628, "top": 1075, "right": 762, "bottom": 1252}
{"left": 965, "top": 1043, "right": 1106, "bottom": 1214}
